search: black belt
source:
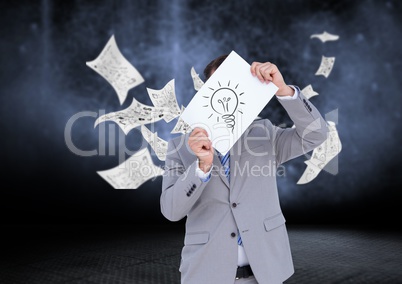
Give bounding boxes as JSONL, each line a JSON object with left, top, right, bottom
{"left": 236, "top": 265, "right": 253, "bottom": 279}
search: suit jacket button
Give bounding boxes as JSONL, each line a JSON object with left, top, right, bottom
{"left": 232, "top": 203, "right": 237, "bottom": 208}
{"left": 231, "top": 232, "right": 236, "bottom": 238}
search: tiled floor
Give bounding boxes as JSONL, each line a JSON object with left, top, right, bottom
{"left": 1, "top": 224, "right": 401, "bottom": 283}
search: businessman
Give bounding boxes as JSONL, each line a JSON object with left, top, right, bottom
{"left": 161, "top": 54, "right": 328, "bottom": 283}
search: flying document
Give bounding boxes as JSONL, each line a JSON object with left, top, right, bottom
{"left": 86, "top": 35, "right": 144, "bottom": 105}
{"left": 180, "top": 50, "right": 278, "bottom": 155}
{"left": 97, "top": 148, "right": 164, "bottom": 189}
{"left": 140, "top": 125, "right": 168, "bottom": 161}
{"left": 191, "top": 66, "right": 205, "bottom": 91}
{"left": 297, "top": 121, "right": 342, "bottom": 184}
{"left": 301, "top": 84, "right": 319, "bottom": 99}
{"left": 315, "top": 56, "right": 335, "bottom": 78}
{"left": 310, "top": 31, "right": 339, "bottom": 43}
{"left": 94, "top": 98, "right": 168, "bottom": 135}
{"left": 146, "top": 79, "right": 181, "bottom": 122}
{"left": 171, "top": 106, "right": 192, "bottom": 134}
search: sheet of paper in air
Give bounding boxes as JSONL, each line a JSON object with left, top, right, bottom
{"left": 86, "top": 35, "right": 144, "bottom": 105}
{"left": 191, "top": 67, "right": 205, "bottom": 91}
{"left": 94, "top": 98, "right": 167, "bottom": 134}
{"left": 297, "top": 121, "right": 342, "bottom": 184}
{"left": 97, "top": 148, "right": 164, "bottom": 189}
{"left": 140, "top": 125, "right": 168, "bottom": 161}
{"left": 301, "top": 84, "right": 319, "bottom": 99}
{"left": 310, "top": 31, "right": 340, "bottom": 43}
{"left": 171, "top": 106, "right": 192, "bottom": 134}
{"left": 146, "top": 79, "right": 181, "bottom": 122}
{"left": 180, "top": 50, "right": 278, "bottom": 155}
{"left": 315, "top": 56, "right": 335, "bottom": 78}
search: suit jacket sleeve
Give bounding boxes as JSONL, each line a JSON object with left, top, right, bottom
{"left": 160, "top": 137, "right": 209, "bottom": 222}
{"left": 269, "top": 90, "right": 328, "bottom": 165}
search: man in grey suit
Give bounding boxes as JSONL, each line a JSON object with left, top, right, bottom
{"left": 161, "top": 54, "right": 328, "bottom": 283}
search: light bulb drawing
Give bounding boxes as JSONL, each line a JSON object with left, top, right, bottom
{"left": 203, "top": 80, "right": 245, "bottom": 133}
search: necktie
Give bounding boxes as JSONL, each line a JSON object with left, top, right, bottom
{"left": 218, "top": 151, "right": 243, "bottom": 246}
{"left": 218, "top": 151, "right": 230, "bottom": 183}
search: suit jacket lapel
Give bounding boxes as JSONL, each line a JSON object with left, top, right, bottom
{"left": 229, "top": 140, "right": 241, "bottom": 197}
{"left": 213, "top": 150, "right": 230, "bottom": 189}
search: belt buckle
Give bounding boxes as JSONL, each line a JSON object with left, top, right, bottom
{"left": 236, "top": 266, "right": 245, "bottom": 280}
{"left": 236, "top": 265, "right": 252, "bottom": 280}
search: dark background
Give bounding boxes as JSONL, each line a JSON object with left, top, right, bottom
{"left": 1, "top": 0, "right": 401, "bottom": 227}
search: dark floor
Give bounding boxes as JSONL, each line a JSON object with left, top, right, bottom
{"left": 1, "top": 224, "right": 401, "bottom": 284}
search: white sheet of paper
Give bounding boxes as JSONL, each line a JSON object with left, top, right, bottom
{"left": 146, "top": 79, "right": 182, "bottom": 122}
{"left": 310, "top": 31, "right": 340, "bottom": 43}
{"left": 94, "top": 98, "right": 168, "bottom": 134}
{"left": 190, "top": 66, "right": 205, "bottom": 91}
{"left": 140, "top": 125, "right": 168, "bottom": 161}
{"left": 180, "top": 50, "right": 278, "bottom": 155}
{"left": 315, "top": 56, "right": 335, "bottom": 78}
{"left": 86, "top": 35, "right": 145, "bottom": 105}
{"left": 301, "top": 84, "right": 319, "bottom": 99}
{"left": 297, "top": 121, "right": 342, "bottom": 184}
{"left": 97, "top": 148, "right": 164, "bottom": 189}
{"left": 171, "top": 106, "right": 192, "bottom": 134}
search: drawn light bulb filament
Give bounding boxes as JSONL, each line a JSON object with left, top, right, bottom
{"left": 211, "top": 88, "right": 238, "bottom": 133}
{"left": 218, "top": 97, "right": 231, "bottom": 112}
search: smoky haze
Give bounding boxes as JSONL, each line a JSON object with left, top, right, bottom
{"left": 1, "top": 0, "right": 401, "bottom": 225}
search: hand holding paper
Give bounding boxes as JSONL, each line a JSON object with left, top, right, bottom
{"left": 188, "top": 127, "right": 214, "bottom": 173}
{"left": 250, "top": 61, "right": 294, "bottom": 97}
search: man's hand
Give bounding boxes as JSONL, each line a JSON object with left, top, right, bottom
{"left": 188, "top": 127, "right": 214, "bottom": 173}
{"left": 250, "top": 62, "right": 294, "bottom": 97}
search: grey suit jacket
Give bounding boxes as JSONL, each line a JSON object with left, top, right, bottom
{"left": 161, "top": 92, "right": 328, "bottom": 284}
